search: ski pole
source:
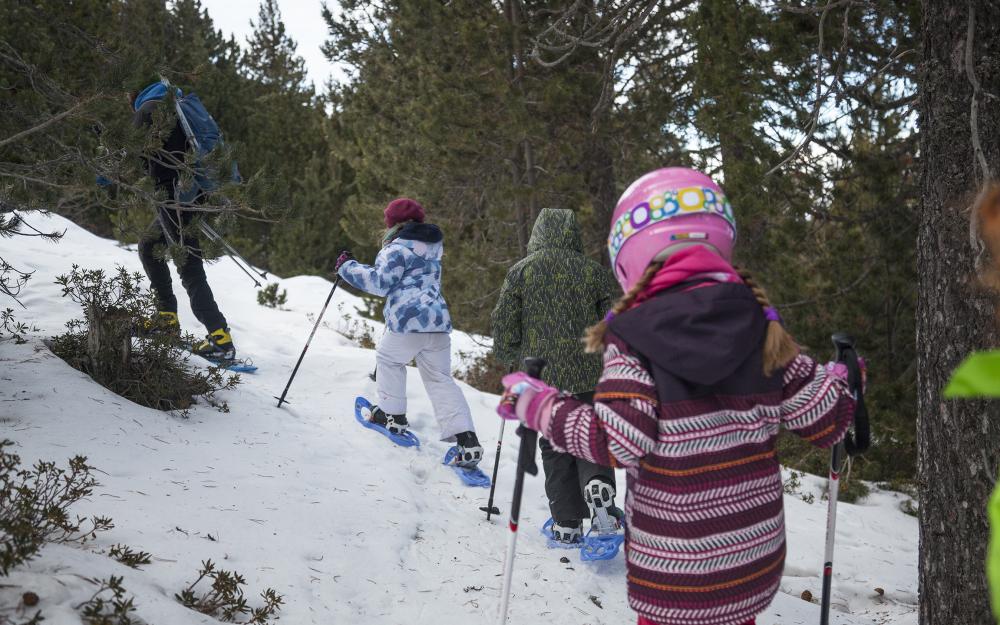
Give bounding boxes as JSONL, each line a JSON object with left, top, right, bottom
{"left": 479, "top": 418, "right": 506, "bottom": 520}
{"left": 481, "top": 366, "right": 515, "bottom": 520}
{"left": 275, "top": 277, "right": 341, "bottom": 408}
{"left": 820, "top": 333, "right": 870, "bottom": 625}
{"left": 497, "top": 357, "right": 545, "bottom": 625}
{"left": 199, "top": 222, "right": 268, "bottom": 281}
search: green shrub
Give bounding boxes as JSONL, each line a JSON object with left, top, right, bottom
{"left": 108, "top": 544, "right": 152, "bottom": 570}
{"left": 333, "top": 302, "right": 376, "bottom": 349}
{"left": 176, "top": 559, "right": 283, "bottom": 624}
{"left": 256, "top": 283, "right": 287, "bottom": 309}
{"left": 0, "top": 440, "right": 112, "bottom": 577}
{"left": 49, "top": 265, "right": 239, "bottom": 411}
{"left": 1, "top": 308, "right": 35, "bottom": 345}
{"left": 77, "top": 576, "right": 140, "bottom": 625}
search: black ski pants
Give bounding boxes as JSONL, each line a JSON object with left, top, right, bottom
{"left": 137, "top": 202, "right": 227, "bottom": 333}
{"left": 540, "top": 391, "right": 616, "bottom": 524}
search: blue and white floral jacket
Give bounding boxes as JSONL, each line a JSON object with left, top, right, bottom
{"left": 338, "top": 223, "right": 453, "bottom": 333}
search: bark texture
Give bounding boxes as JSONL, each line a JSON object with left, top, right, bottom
{"left": 918, "top": 2, "right": 1000, "bottom": 623}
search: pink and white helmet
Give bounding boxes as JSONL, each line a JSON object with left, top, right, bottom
{"left": 608, "top": 167, "right": 736, "bottom": 291}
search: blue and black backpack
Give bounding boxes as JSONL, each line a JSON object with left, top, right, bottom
{"left": 132, "top": 81, "right": 241, "bottom": 202}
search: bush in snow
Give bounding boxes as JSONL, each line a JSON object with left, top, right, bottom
{"left": 77, "top": 575, "right": 141, "bottom": 625}
{"left": 107, "top": 544, "right": 153, "bottom": 570}
{"left": 0, "top": 440, "right": 112, "bottom": 578}
{"left": 456, "top": 349, "right": 507, "bottom": 393}
{"left": 49, "top": 265, "right": 239, "bottom": 411}
{"left": 256, "top": 283, "right": 287, "bottom": 309}
{"left": 176, "top": 559, "right": 283, "bottom": 624}
{"left": 332, "top": 302, "right": 376, "bottom": 349}
{"left": 0, "top": 440, "right": 113, "bottom": 625}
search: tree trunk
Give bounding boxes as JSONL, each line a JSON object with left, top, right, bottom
{"left": 917, "top": 2, "right": 1000, "bottom": 623}
{"left": 584, "top": 130, "right": 617, "bottom": 265}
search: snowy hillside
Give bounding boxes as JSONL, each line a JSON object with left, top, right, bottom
{"left": 1, "top": 212, "right": 917, "bottom": 624}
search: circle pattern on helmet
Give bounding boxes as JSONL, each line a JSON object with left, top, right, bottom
{"left": 607, "top": 186, "right": 734, "bottom": 264}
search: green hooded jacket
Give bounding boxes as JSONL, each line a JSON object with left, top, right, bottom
{"left": 491, "top": 208, "right": 621, "bottom": 393}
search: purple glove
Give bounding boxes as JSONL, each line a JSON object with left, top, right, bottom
{"left": 497, "top": 372, "right": 559, "bottom": 432}
{"left": 335, "top": 250, "right": 355, "bottom": 272}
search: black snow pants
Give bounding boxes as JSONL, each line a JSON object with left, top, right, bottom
{"left": 137, "top": 200, "right": 227, "bottom": 333}
{"left": 539, "top": 391, "right": 616, "bottom": 524}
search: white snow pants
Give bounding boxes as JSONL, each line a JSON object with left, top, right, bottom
{"left": 376, "top": 331, "right": 475, "bottom": 441}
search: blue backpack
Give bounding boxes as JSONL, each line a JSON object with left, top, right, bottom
{"left": 133, "top": 81, "right": 240, "bottom": 201}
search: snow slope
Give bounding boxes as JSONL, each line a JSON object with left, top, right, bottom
{"left": 1, "top": 212, "right": 917, "bottom": 625}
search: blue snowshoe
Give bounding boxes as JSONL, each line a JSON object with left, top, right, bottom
{"left": 354, "top": 397, "right": 420, "bottom": 448}
{"left": 184, "top": 330, "right": 256, "bottom": 373}
{"left": 580, "top": 479, "right": 625, "bottom": 562}
{"left": 541, "top": 518, "right": 584, "bottom": 549}
{"left": 442, "top": 444, "right": 490, "bottom": 487}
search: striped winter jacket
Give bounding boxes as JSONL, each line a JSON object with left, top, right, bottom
{"left": 540, "top": 282, "right": 855, "bottom": 625}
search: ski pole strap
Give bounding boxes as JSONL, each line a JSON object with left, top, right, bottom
{"left": 832, "top": 333, "right": 870, "bottom": 456}
{"left": 516, "top": 357, "right": 545, "bottom": 477}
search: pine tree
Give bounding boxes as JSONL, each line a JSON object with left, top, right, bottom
{"left": 918, "top": 1, "right": 1000, "bottom": 622}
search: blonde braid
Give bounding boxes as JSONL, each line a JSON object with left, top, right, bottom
{"left": 584, "top": 262, "right": 664, "bottom": 353}
{"left": 734, "top": 266, "right": 799, "bottom": 376}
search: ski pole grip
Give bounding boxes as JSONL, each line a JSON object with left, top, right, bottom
{"left": 831, "top": 333, "right": 870, "bottom": 456}
{"left": 516, "top": 357, "right": 546, "bottom": 477}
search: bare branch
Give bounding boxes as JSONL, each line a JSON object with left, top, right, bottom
{"left": 0, "top": 95, "right": 104, "bottom": 150}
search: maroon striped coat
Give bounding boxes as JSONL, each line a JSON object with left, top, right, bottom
{"left": 540, "top": 283, "right": 855, "bottom": 625}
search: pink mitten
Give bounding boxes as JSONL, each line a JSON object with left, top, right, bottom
{"left": 824, "top": 357, "right": 867, "bottom": 393}
{"left": 497, "top": 372, "right": 559, "bottom": 432}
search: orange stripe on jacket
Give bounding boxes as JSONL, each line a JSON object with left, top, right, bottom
{"left": 640, "top": 450, "right": 776, "bottom": 477}
{"left": 627, "top": 549, "right": 784, "bottom": 593}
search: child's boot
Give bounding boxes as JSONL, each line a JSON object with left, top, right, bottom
{"left": 585, "top": 478, "right": 624, "bottom": 535}
{"left": 454, "top": 431, "right": 483, "bottom": 468}
{"left": 370, "top": 406, "right": 409, "bottom": 435}
{"left": 551, "top": 519, "right": 583, "bottom": 545}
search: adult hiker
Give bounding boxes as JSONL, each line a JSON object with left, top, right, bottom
{"left": 130, "top": 81, "right": 236, "bottom": 362}
{"left": 498, "top": 167, "right": 859, "bottom": 625}
{"left": 491, "top": 208, "right": 623, "bottom": 545}
{"left": 336, "top": 198, "right": 483, "bottom": 466}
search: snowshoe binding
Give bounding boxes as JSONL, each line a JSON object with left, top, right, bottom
{"left": 189, "top": 328, "right": 257, "bottom": 373}
{"left": 193, "top": 327, "right": 236, "bottom": 361}
{"left": 442, "top": 431, "right": 489, "bottom": 487}
{"left": 581, "top": 478, "right": 625, "bottom": 562}
{"left": 354, "top": 397, "right": 420, "bottom": 447}
{"left": 370, "top": 406, "right": 409, "bottom": 436}
{"left": 541, "top": 518, "right": 583, "bottom": 549}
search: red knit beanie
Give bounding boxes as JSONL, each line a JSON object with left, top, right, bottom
{"left": 384, "top": 197, "right": 426, "bottom": 227}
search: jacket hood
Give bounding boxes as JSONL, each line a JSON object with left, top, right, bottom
{"left": 609, "top": 282, "right": 766, "bottom": 387}
{"left": 527, "top": 209, "right": 583, "bottom": 254}
{"left": 394, "top": 222, "right": 443, "bottom": 244}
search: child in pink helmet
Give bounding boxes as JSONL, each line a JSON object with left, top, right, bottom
{"left": 498, "top": 168, "right": 858, "bottom": 625}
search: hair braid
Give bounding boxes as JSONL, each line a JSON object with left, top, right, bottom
{"left": 733, "top": 266, "right": 799, "bottom": 376}
{"left": 584, "top": 262, "right": 664, "bottom": 353}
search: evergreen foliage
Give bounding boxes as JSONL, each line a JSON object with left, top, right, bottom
{"left": 0, "top": 1, "right": 920, "bottom": 482}
{"left": 0, "top": 440, "right": 111, "bottom": 577}
{"left": 49, "top": 265, "right": 239, "bottom": 411}
{"left": 176, "top": 559, "right": 284, "bottom": 624}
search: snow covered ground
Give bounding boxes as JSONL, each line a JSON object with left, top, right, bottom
{"left": 1, "top": 212, "right": 918, "bottom": 625}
